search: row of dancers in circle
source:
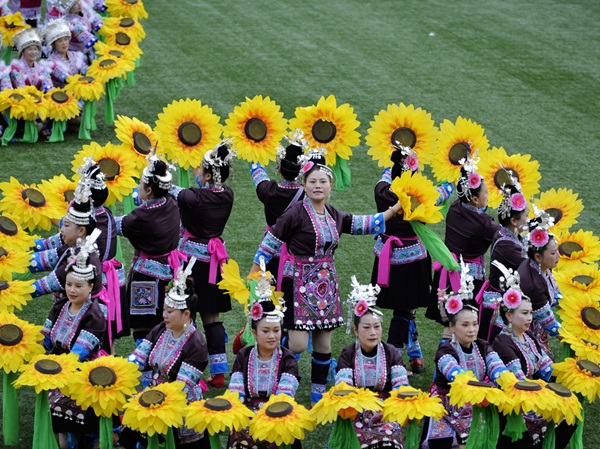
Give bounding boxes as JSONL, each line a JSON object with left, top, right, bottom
{"left": 30, "top": 135, "right": 568, "bottom": 448}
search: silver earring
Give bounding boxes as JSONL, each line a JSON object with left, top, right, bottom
{"left": 184, "top": 322, "right": 188, "bottom": 329}
{"left": 508, "top": 322, "right": 513, "bottom": 331}
{"left": 451, "top": 333, "right": 456, "bottom": 344}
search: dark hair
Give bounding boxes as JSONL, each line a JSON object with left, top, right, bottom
{"left": 302, "top": 154, "right": 331, "bottom": 180}
{"left": 447, "top": 305, "right": 479, "bottom": 326}
{"left": 498, "top": 185, "right": 526, "bottom": 227}
{"left": 143, "top": 160, "right": 170, "bottom": 197}
{"left": 250, "top": 300, "right": 277, "bottom": 330}
{"left": 527, "top": 234, "right": 556, "bottom": 260}
{"left": 183, "top": 277, "right": 199, "bottom": 322}
{"left": 456, "top": 167, "right": 483, "bottom": 204}
{"left": 86, "top": 164, "right": 109, "bottom": 207}
{"left": 390, "top": 149, "right": 408, "bottom": 179}
{"left": 352, "top": 309, "right": 380, "bottom": 328}
{"left": 204, "top": 145, "right": 231, "bottom": 183}
{"left": 279, "top": 144, "right": 302, "bottom": 181}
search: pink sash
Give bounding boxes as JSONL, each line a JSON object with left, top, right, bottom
{"left": 265, "top": 225, "right": 292, "bottom": 291}
{"left": 139, "top": 249, "right": 188, "bottom": 274}
{"left": 377, "top": 236, "right": 404, "bottom": 287}
{"left": 92, "top": 286, "right": 112, "bottom": 345}
{"left": 207, "top": 238, "right": 228, "bottom": 284}
{"left": 433, "top": 252, "right": 483, "bottom": 296}
{"left": 102, "top": 258, "right": 122, "bottom": 334}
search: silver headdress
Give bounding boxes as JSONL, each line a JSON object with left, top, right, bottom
{"left": 69, "top": 228, "right": 101, "bottom": 282}
{"left": 491, "top": 260, "right": 530, "bottom": 311}
{"left": 524, "top": 201, "right": 555, "bottom": 251}
{"left": 141, "top": 145, "right": 175, "bottom": 191}
{"left": 202, "top": 139, "right": 235, "bottom": 188}
{"left": 248, "top": 256, "right": 286, "bottom": 323}
{"left": 345, "top": 275, "right": 382, "bottom": 334}
{"left": 165, "top": 257, "right": 197, "bottom": 310}
{"left": 65, "top": 170, "right": 93, "bottom": 226}
{"left": 78, "top": 157, "right": 107, "bottom": 192}
{"left": 276, "top": 128, "right": 310, "bottom": 164}
{"left": 392, "top": 142, "right": 419, "bottom": 173}
{"left": 298, "top": 147, "right": 333, "bottom": 180}
{"left": 437, "top": 256, "right": 477, "bottom": 322}
{"left": 497, "top": 172, "right": 526, "bottom": 221}
{"left": 456, "top": 150, "right": 483, "bottom": 202}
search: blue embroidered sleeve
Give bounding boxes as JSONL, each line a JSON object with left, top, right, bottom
{"left": 506, "top": 359, "right": 526, "bottom": 380}
{"left": 42, "top": 318, "right": 53, "bottom": 351}
{"left": 177, "top": 362, "right": 204, "bottom": 402}
{"left": 379, "top": 168, "right": 392, "bottom": 185}
{"left": 34, "top": 234, "right": 62, "bottom": 252}
{"left": 334, "top": 367, "right": 354, "bottom": 386}
{"left": 128, "top": 338, "right": 152, "bottom": 370}
{"left": 32, "top": 272, "right": 63, "bottom": 298}
{"left": 71, "top": 329, "right": 100, "bottom": 362}
{"left": 253, "top": 231, "right": 284, "bottom": 265}
{"left": 538, "top": 350, "right": 553, "bottom": 381}
{"left": 437, "top": 354, "right": 463, "bottom": 382}
{"left": 171, "top": 185, "right": 184, "bottom": 199}
{"left": 436, "top": 182, "right": 454, "bottom": 206}
{"left": 30, "top": 249, "right": 59, "bottom": 273}
{"left": 391, "top": 364, "right": 409, "bottom": 389}
{"left": 532, "top": 302, "right": 560, "bottom": 336}
{"left": 229, "top": 371, "right": 245, "bottom": 402}
{"left": 350, "top": 213, "right": 385, "bottom": 236}
{"left": 250, "top": 162, "right": 270, "bottom": 187}
{"left": 485, "top": 350, "right": 507, "bottom": 383}
{"left": 114, "top": 216, "right": 124, "bottom": 236}
{"left": 275, "top": 372, "right": 299, "bottom": 397}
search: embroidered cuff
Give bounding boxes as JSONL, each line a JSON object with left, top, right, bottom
{"left": 276, "top": 372, "right": 299, "bottom": 397}
{"left": 250, "top": 162, "right": 269, "bottom": 187}
{"left": 209, "top": 353, "right": 228, "bottom": 375}
{"left": 334, "top": 368, "right": 354, "bottom": 386}
{"left": 229, "top": 372, "right": 245, "bottom": 401}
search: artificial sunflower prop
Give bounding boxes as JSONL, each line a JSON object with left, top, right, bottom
{"left": 553, "top": 358, "right": 600, "bottom": 403}
{"left": 0, "top": 238, "right": 32, "bottom": 279}
{"left": 14, "top": 353, "right": 79, "bottom": 449}
{"left": 366, "top": 102, "right": 439, "bottom": 168}
{"left": 532, "top": 188, "right": 583, "bottom": 237}
{"left": 185, "top": 390, "right": 254, "bottom": 449}
{"left": 106, "top": 0, "right": 149, "bottom": 20}
{"left": 217, "top": 259, "right": 251, "bottom": 306}
{"left": 289, "top": 95, "right": 360, "bottom": 189}
{"left": 87, "top": 55, "right": 133, "bottom": 124}
{"left": 556, "top": 229, "right": 600, "bottom": 270}
{"left": 0, "top": 12, "right": 28, "bottom": 63}
{"left": 65, "top": 74, "right": 105, "bottom": 140}
{"left": 0, "top": 276, "right": 35, "bottom": 313}
{"left": 557, "top": 294, "right": 600, "bottom": 344}
{"left": 478, "top": 147, "right": 541, "bottom": 209}
{"left": 496, "top": 371, "right": 559, "bottom": 421}
{"left": 249, "top": 394, "right": 314, "bottom": 448}
{"left": 0, "top": 312, "right": 43, "bottom": 446}
{"left": 559, "top": 328, "right": 600, "bottom": 364}
{"left": 0, "top": 177, "right": 63, "bottom": 231}
{"left": 44, "top": 88, "right": 81, "bottom": 142}
{"left": 390, "top": 170, "right": 443, "bottom": 224}
{"left": 68, "top": 355, "right": 140, "bottom": 448}
{"left": 122, "top": 381, "right": 187, "bottom": 449}
{"left": 448, "top": 371, "right": 510, "bottom": 449}
{"left": 554, "top": 263, "right": 600, "bottom": 303}
{"left": 430, "top": 116, "right": 489, "bottom": 183}
{"left": 114, "top": 115, "right": 158, "bottom": 170}
{"left": 155, "top": 98, "right": 223, "bottom": 184}
{"left": 21, "top": 85, "right": 47, "bottom": 120}
{"left": 99, "top": 17, "right": 146, "bottom": 42}
{"left": 223, "top": 95, "right": 287, "bottom": 166}
{"left": 382, "top": 386, "right": 445, "bottom": 449}
{"left": 103, "top": 31, "right": 144, "bottom": 60}
{"left": 72, "top": 142, "right": 138, "bottom": 206}
{"left": 310, "top": 381, "right": 382, "bottom": 449}
{"left": 38, "top": 174, "right": 77, "bottom": 218}
{"left": 0, "top": 87, "right": 38, "bottom": 144}
{"left": 544, "top": 382, "right": 583, "bottom": 425}
{"left": 0, "top": 213, "right": 36, "bottom": 253}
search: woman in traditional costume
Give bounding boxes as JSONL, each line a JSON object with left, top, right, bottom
{"left": 492, "top": 261, "right": 576, "bottom": 448}
{"left": 422, "top": 261, "right": 507, "bottom": 448}
{"left": 43, "top": 246, "right": 107, "bottom": 449}
{"left": 55, "top": 0, "right": 101, "bottom": 60}
{"left": 122, "top": 258, "right": 210, "bottom": 448}
{"left": 116, "top": 154, "right": 182, "bottom": 344}
{"left": 9, "top": 27, "right": 53, "bottom": 91}
{"left": 172, "top": 142, "right": 234, "bottom": 388}
{"left": 477, "top": 180, "right": 528, "bottom": 341}
{"left": 335, "top": 276, "right": 409, "bottom": 448}
{"left": 251, "top": 149, "right": 401, "bottom": 405}
{"left": 43, "top": 18, "right": 87, "bottom": 88}
{"left": 228, "top": 259, "right": 300, "bottom": 449}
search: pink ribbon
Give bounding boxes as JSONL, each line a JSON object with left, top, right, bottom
{"left": 139, "top": 249, "right": 189, "bottom": 274}
{"left": 92, "top": 286, "right": 112, "bottom": 346}
{"left": 208, "top": 238, "right": 228, "bottom": 284}
{"left": 102, "top": 258, "right": 122, "bottom": 334}
{"left": 276, "top": 243, "right": 294, "bottom": 291}
{"left": 433, "top": 257, "right": 461, "bottom": 295}
{"left": 377, "top": 236, "right": 404, "bottom": 287}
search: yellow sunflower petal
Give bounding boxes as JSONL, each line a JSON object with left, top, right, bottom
{"left": 87, "top": 55, "right": 134, "bottom": 83}
{"left": 223, "top": 95, "right": 287, "bottom": 166}
{"left": 122, "top": 381, "right": 187, "bottom": 436}
{"left": 71, "top": 142, "right": 139, "bottom": 206}
{"left": 448, "top": 371, "right": 509, "bottom": 408}
{"left": 366, "top": 103, "right": 439, "bottom": 168}
{"left": 0, "top": 312, "right": 44, "bottom": 373}
{"left": 0, "top": 276, "right": 35, "bottom": 313}
{"left": 554, "top": 263, "right": 600, "bottom": 303}
{"left": 103, "top": 31, "right": 144, "bottom": 60}
{"left": 106, "top": 0, "right": 149, "bottom": 20}
{"left": 0, "top": 12, "right": 29, "bottom": 46}
{"left": 559, "top": 328, "right": 600, "bottom": 364}
{"left": 0, "top": 177, "right": 64, "bottom": 232}
{"left": 14, "top": 353, "right": 80, "bottom": 394}
{"left": 382, "top": 386, "right": 446, "bottom": 426}
{"left": 531, "top": 188, "right": 583, "bottom": 237}
{"left": 310, "top": 381, "right": 382, "bottom": 425}
{"left": 65, "top": 74, "right": 105, "bottom": 102}
{"left": 217, "top": 259, "right": 250, "bottom": 306}
{"left": 0, "top": 238, "right": 32, "bottom": 279}
{"left": 249, "top": 394, "right": 314, "bottom": 445}
{"left": 38, "top": 174, "right": 78, "bottom": 219}
{"left": 44, "top": 88, "right": 81, "bottom": 121}
{"left": 557, "top": 230, "right": 600, "bottom": 270}
{"left": 478, "top": 147, "right": 541, "bottom": 209}
{"left": 496, "top": 372, "right": 559, "bottom": 420}
{"left": 185, "top": 390, "right": 254, "bottom": 434}
{"left": 0, "top": 213, "right": 37, "bottom": 253}
{"left": 114, "top": 115, "right": 158, "bottom": 170}
{"left": 155, "top": 98, "right": 223, "bottom": 170}
{"left": 390, "top": 171, "right": 443, "bottom": 224}
{"left": 289, "top": 95, "right": 360, "bottom": 166}
{"left": 0, "top": 87, "right": 38, "bottom": 120}
{"left": 557, "top": 294, "right": 600, "bottom": 343}
{"left": 430, "top": 116, "right": 489, "bottom": 183}
{"left": 67, "top": 355, "right": 140, "bottom": 417}
{"left": 553, "top": 358, "right": 600, "bottom": 403}
{"left": 99, "top": 17, "right": 146, "bottom": 42}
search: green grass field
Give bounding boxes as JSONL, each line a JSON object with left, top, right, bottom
{"left": 1, "top": 0, "right": 599, "bottom": 447}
